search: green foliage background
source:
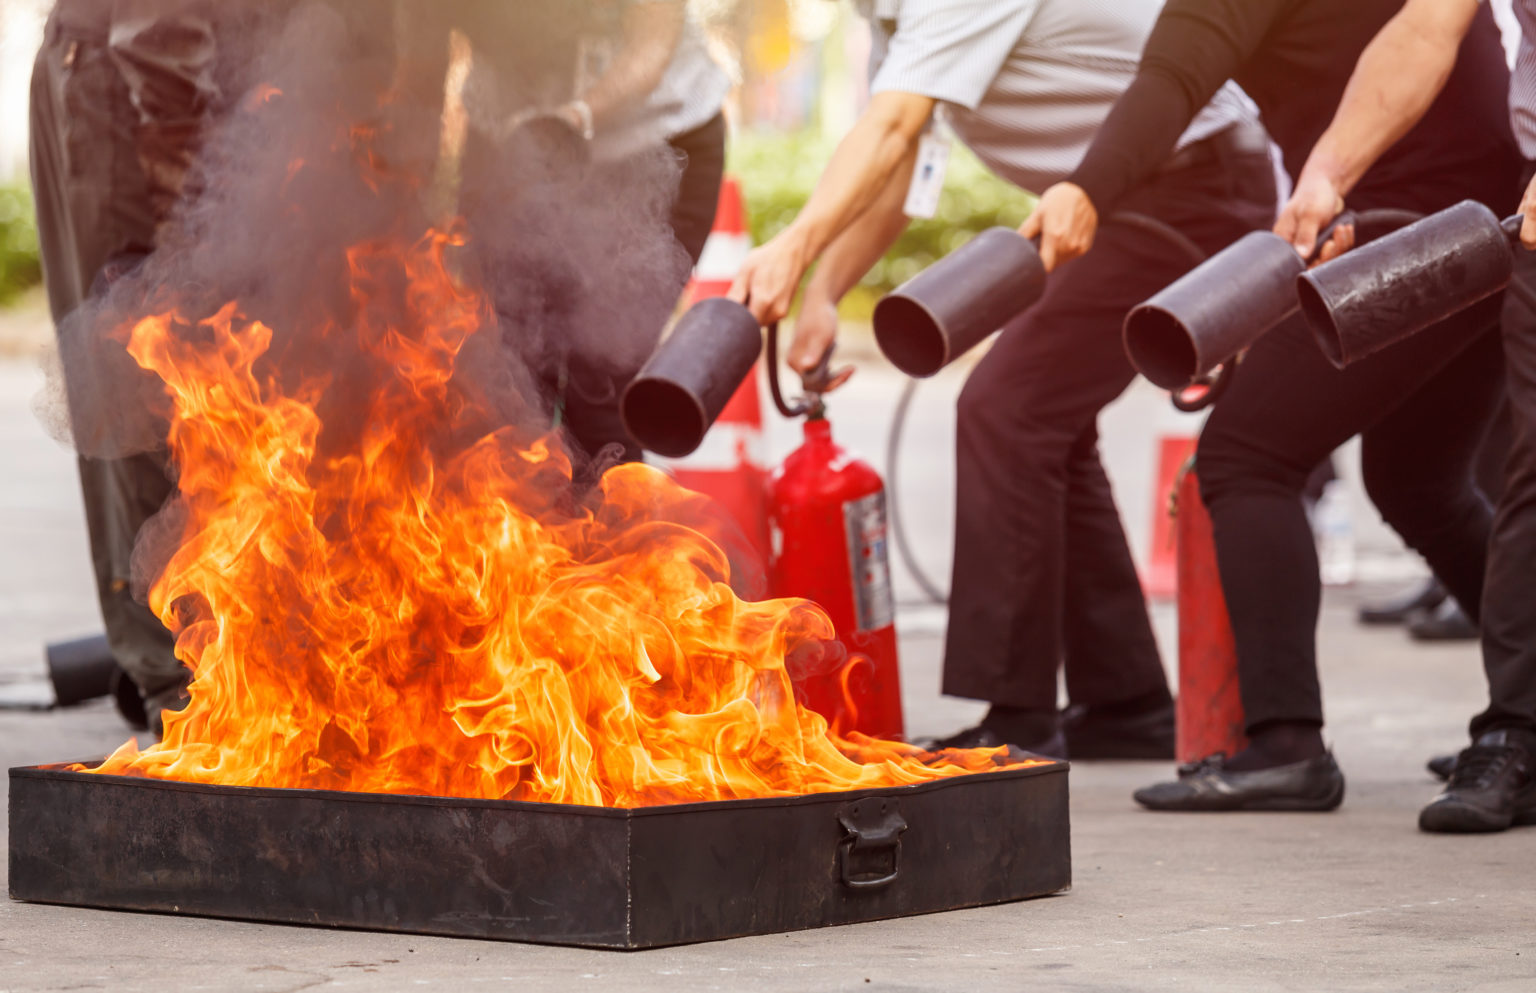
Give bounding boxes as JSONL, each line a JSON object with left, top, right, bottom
{"left": 0, "top": 182, "right": 42, "bottom": 306}
{"left": 727, "top": 129, "right": 1034, "bottom": 316}
{"left": 0, "top": 129, "right": 1033, "bottom": 313}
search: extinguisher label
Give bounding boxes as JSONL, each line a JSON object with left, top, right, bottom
{"left": 843, "top": 491, "right": 896, "bottom": 633}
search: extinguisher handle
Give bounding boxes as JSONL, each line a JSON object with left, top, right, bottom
{"left": 767, "top": 322, "right": 833, "bottom": 419}
{"left": 801, "top": 342, "right": 839, "bottom": 395}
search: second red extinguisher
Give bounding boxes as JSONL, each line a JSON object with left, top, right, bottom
{"left": 765, "top": 335, "right": 905, "bottom": 741}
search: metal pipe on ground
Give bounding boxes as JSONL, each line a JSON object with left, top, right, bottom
{"left": 45, "top": 635, "right": 118, "bottom": 708}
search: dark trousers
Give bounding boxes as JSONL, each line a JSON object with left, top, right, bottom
{"left": 1200, "top": 311, "right": 1504, "bottom": 732}
{"left": 1474, "top": 161, "right": 1536, "bottom": 739}
{"left": 942, "top": 130, "right": 1277, "bottom": 711}
{"left": 29, "top": 9, "right": 181, "bottom": 701}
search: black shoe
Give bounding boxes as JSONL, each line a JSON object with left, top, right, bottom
{"left": 1418, "top": 731, "right": 1536, "bottom": 833}
{"left": 1358, "top": 579, "right": 1446, "bottom": 626}
{"left": 1427, "top": 754, "right": 1457, "bottom": 782}
{"left": 1406, "top": 598, "right": 1479, "bottom": 642}
{"left": 1061, "top": 700, "right": 1175, "bottom": 760}
{"left": 1133, "top": 752, "right": 1345, "bottom": 812}
{"left": 923, "top": 724, "right": 1068, "bottom": 761}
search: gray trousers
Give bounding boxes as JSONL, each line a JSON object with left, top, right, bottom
{"left": 29, "top": 7, "right": 181, "bottom": 702}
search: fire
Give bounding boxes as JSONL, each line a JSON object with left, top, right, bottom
{"left": 84, "top": 227, "right": 1033, "bottom": 806}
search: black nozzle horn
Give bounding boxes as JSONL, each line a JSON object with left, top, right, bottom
{"left": 1299, "top": 200, "right": 1515, "bottom": 370}
{"left": 873, "top": 227, "right": 1047, "bottom": 378}
{"left": 1123, "top": 231, "right": 1306, "bottom": 390}
{"left": 621, "top": 297, "right": 762, "bottom": 459}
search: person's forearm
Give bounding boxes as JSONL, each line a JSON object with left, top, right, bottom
{"left": 579, "top": 1, "right": 685, "bottom": 127}
{"left": 1297, "top": 0, "right": 1480, "bottom": 196}
{"left": 779, "top": 92, "right": 934, "bottom": 275}
{"left": 804, "top": 144, "right": 918, "bottom": 305}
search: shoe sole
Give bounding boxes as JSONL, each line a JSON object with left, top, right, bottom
{"left": 1420, "top": 796, "right": 1536, "bottom": 834}
{"left": 1136, "top": 776, "right": 1346, "bottom": 813}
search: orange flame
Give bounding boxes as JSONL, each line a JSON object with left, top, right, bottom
{"left": 85, "top": 228, "right": 1035, "bottom": 806}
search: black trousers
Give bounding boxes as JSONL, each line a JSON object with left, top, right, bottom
{"left": 1200, "top": 310, "right": 1504, "bottom": 732}
{"left": 942, "top": 129, "right": 1277, "bottom": 711}
{"left": 1196, "top": 160, "right": 1519, "bottom": 734}
{"left": 1474, "top": 161, "right": 1536, "bottom": 740}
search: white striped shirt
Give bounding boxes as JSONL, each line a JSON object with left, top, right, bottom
{"left": 1508, "top": 0, "right": 1536, "bottom": 158}
{"left": 855, "top": 0, "right": 1257, "bottom": 195}
{"left": 580, "top": 2, "right": 729, "bottom": 159}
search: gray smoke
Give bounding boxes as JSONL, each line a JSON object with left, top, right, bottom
{"left": 49, "top": 0, "right": 692, "bottom": 464}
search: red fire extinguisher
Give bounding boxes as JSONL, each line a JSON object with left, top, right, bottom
{"left": 764, "top": 330, "right": 905, "bottom": 740}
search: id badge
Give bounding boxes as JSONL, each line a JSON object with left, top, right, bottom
{"left": 903, "top": 130, "right": 951, "bottom": 220}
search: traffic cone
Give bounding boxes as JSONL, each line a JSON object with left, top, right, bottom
{"left": 663, "top": 176, "right": 773, "bottom": 564}
{"left": 1145, "top": 435, "right": 1197, "bottom": 600}
{"left": 686, "top": 176, "right": 753, "bottom": 305}
{"left": 1174, "top": 460, "right": 1249, "bottom": 763}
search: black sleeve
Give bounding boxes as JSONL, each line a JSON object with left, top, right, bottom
{"left": 1067, "top": 0, "right": 1288, "bottom": 212}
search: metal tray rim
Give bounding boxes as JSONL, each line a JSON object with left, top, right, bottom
{"left": 9, "top": 758, "right": 1067, "bottom": 818}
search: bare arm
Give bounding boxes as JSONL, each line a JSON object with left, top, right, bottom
{"left": 573, "top": 1, "right": 685, "bottom": 130}
{"left": 730, "top": 90, "right": 935, "bottom": 324}
{"left": 1276, "top": 0, "right": 1482, "bottom": 256}
{"left": 785, "top": 143, "right": 919, "bottom": 380}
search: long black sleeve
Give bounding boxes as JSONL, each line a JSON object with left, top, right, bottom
{"left": 1067, "top": 0, "right": 1290, "bottom": 213}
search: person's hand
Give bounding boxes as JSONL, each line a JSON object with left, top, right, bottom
{"left": 729, "top": 229, "right": 813, "bottom": 326}
{"left": 1521, "top": 171, "right": 1536, "bottom": 250}
{"left": 1019, "top": 182, "right": 1098, "bottom": 271}
{"left": 787, "top": 294, "right": 855, "bottom": 393}
{"left": 1275, "top": 171, "right": 1354, "bottom": 264}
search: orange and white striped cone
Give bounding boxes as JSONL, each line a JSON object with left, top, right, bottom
{"left": 664, "top": 176, "right": 773, "bottom": 564}
{"left": 1145, "top": 434, "right": 1197, "bottom": 601}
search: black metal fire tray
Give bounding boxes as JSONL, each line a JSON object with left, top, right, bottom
{"left": 8, "top": 760, "right": 1070, "bottom": 949}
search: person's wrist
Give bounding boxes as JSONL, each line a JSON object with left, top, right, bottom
{"left": 801, "top": 277, "right": 840, "bottom": 310}
{"left": 1300, "top": 152, "right": 1351, "bottom": 201}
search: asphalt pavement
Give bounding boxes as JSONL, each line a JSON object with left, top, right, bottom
{"left": 1, "top": 329, "right": 1533, "bottom": 992}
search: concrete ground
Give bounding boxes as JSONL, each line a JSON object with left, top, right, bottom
{"left": 2, "top": 328, "right": 1533, "bottom": 992}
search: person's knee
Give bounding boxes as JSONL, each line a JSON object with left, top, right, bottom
{"left": 956, "top": 363, "right": 1013, "bottom": 448}
{"left": 1194, "top": 422, "right": 1254, "bottom": 506}
{"left": 1362, "top": 446, "right": 1482, "bottom": 536}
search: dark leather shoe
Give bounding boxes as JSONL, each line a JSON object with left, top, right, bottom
{"left": 1419, "top": 730, "right": 1536, "bottom": 833}
{"left": 1406, "top": 598, "right": 1479, "bottom": 642}
{"left": 1062, "top": 700, "right": 1175, "bottom": 760}
{"left": 1134, "top": 752, "right": 1345, "bottom": 812}
{"left": 922, "top": 724, "right": 1067, "bottom": 761}
{"left": 1427, "top": 754, "right": 1457, "bottom": 782}
{"left": 1357, "top": 579, "right": 1446, "bottom": 626}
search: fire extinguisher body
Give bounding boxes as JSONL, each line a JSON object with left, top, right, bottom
{"left": 768, "top": 418, "right": 905, "bottom": 739}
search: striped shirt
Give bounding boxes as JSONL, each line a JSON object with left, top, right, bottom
{"left": 855, "top": 0, "right": 1257, "bottom": 195}
{"left": 1508, "top": 0, "right": 1536, "bottom": 158}
{"left": 584, "top": 2, "right": 729, "bottom": 159}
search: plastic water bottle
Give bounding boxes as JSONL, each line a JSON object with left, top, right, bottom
{"left": 1315, "top": 480, "right": 1356, "bottom": 587}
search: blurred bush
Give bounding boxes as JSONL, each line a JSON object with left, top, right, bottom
{"left": 727, "top": 129, "right": 1034, "bottom": 315}
{"left": 0, "top": 181, "right": 43, "bottom": 306}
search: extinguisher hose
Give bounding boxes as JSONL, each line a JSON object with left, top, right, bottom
{"left": 884, "top": 210, "right": 1211, "bottom": 605}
